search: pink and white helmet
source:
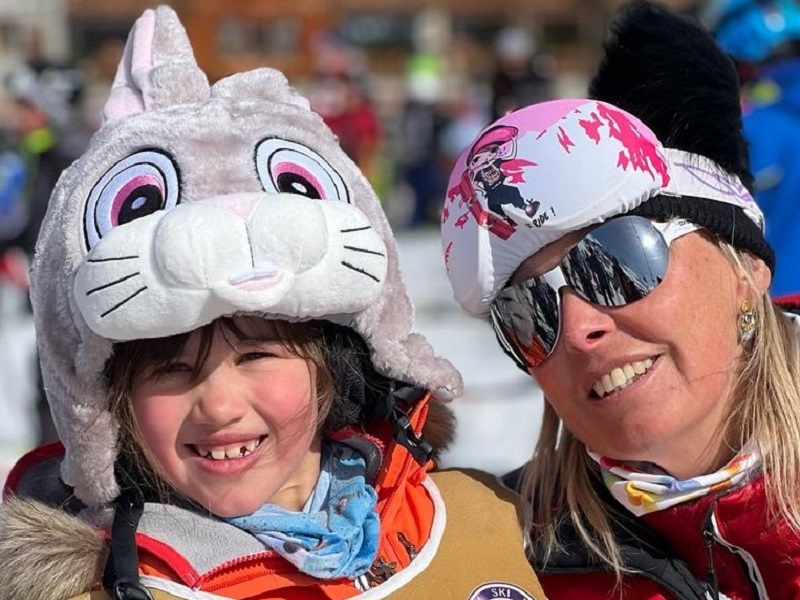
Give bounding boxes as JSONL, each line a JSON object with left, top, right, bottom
{"left": 440, "top": 98, "right": 762, "bottom": 317}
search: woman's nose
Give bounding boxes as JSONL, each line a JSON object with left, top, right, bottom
{"left": 557, "top": 289, "right": 617, "bottom": 354}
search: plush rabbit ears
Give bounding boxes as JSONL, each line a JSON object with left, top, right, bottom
{"left": 103, "top": 6, "right": 209, "bottom": 122}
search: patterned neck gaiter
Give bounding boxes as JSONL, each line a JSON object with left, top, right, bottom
{"left": 589, "top": 449, "right": 760, "bottom": 516}
{"left": 225, "top": 440, "right": 379, "bottom": 579}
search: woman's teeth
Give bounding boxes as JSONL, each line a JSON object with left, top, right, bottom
{"left": 194, "top": 437, "right": 264, "bottom": 460}
{"left": 592, "top": 359, "right": 654, "bottom": 398}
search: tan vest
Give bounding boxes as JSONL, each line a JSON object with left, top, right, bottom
{"left": 71, "top": 469, "right": 545, "bottom": 600}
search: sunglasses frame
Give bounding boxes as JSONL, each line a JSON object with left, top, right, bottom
{"left": 490, "top": 215, "right": 677, "bottom": 370}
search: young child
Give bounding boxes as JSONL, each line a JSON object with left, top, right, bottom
{"left": 0, "top": 7, "right": 544, "bottom": 600}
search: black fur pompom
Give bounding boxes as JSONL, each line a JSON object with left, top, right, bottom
{"left": 589, "top": 0, "right": 753, "bottom": 190}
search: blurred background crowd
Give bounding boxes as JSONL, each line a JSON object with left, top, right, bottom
{"left": 0, "top": 0, "right": 796, "bottom": 487}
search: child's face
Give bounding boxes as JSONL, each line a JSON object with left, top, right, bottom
{"left": 131, "top": 318, "right": 321, "bottom": 517}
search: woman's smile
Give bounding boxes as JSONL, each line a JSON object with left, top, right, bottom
{"left": 590, "top": 357, "right": 656, "bottom": 399}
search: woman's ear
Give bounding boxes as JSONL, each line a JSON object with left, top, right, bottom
{"left": 740, "top": 253, "right": 771, "bottom": 298}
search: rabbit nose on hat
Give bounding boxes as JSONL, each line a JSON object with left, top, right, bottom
{"left": 155, "top": 193, "right": 328, "bottom": 290}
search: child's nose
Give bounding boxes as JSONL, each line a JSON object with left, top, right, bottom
{"left": 194, "top": 374, "right": 248, "bottom": 426}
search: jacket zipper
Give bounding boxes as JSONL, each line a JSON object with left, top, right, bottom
{"left": 707, "top": 512, "right": 769, "bottom": 599}
{"left": 193, "top": 551, "right": 286, "bottom": 591}
{"left": 702, "top": 501, "right": 768, "bottom": 600}
{"left": 702, "top": 508, "right": 720, "bottom": 600}
{"left": 377, "top": 402, "right": 428, "bottom": 525}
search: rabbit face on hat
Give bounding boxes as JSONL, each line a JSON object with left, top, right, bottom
{"left": 32, "top": 6, "right": 461, "bottom": 507}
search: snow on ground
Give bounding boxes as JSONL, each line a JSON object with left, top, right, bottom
{"left": 394, "top": 228, "right": 543, "bottom": 475}
{"left": 0, "top": 284, "right": 38, "bottom": 488}
{"left": 0, "top": 228, "right": 544, "bottom": 489}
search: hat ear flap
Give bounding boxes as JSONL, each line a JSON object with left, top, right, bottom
{"left": 103, "top": 6, "right": 209, "bottom": 123}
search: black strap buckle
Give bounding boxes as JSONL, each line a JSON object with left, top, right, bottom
{"left": 391, "top": 405, "right": 434, "bottom": 465}
{"left": 110, "top": 579, "right": 154, "bottom": 600}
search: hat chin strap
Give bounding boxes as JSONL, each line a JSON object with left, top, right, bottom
{"left": 102, "top": 460, "right": 153, "bottom": 600}
{"left": 102, "top": 489, "right": 152, "bottom": 600}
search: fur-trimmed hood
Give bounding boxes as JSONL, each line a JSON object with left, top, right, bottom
{"left": 0, "top": 498, "right": 105, "bottom": 600}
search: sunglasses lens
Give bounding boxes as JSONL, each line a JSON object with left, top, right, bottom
{"left": 491, "top": 216, "right": 670, "bottom": 367}
{"left": 563, "top": 216, "right": 669, "bottom": 307}
{"left": 492, "top": 276, "right": 560, "bottom": 368}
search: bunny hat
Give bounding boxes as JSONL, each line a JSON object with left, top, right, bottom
{"left": 31, "top": 6, "right": 462, "bottom": 507}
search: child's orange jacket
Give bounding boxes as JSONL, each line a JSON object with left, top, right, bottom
{"left": 4, "top": 395, "right": 545, "bottom": 600}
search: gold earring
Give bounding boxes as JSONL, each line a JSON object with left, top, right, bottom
{"left": 739, "top": 299, "right": 756, "bottom": 343}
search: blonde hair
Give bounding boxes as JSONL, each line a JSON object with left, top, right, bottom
{"left": 105, "top": 317, "right": 337, "bottom": 500}
{"left": 521, "top": 238, "right": 800, "bottom": 578}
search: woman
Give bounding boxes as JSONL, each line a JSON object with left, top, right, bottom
{"left": 441, "top": 1, "right": 800, "bottom": 598}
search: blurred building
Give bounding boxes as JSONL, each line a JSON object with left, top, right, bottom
{"left": 0, "top": 0, "right": 70, "bottom": 65}
{"left": 63, "top": 0, "right": 704, "bottom": 82}
{"left": 0, "top": 0, "right": 70, "bottom": 97}
{"left": 0, "top": 0, "right": 708, "bottom": 110}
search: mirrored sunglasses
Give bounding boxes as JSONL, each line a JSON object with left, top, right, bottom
{"left": 490, "top": 215, "right": 695, "bottom": 369}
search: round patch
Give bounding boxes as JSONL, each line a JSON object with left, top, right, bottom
{"left": 467, "top": 582, "right": 536, "bottom": 600}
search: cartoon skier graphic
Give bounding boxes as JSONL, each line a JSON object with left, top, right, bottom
{"left": 468, "top": 125, "right": 540, "bottom": 226}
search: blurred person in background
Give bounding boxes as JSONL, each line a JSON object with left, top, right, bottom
{"left": 708, "top": 0, "right": 800, "bottom": 296}
{"left": 4, "top": 63, "right": 90, "bottom": 263}
{"left": 1, "top": 62, "right": 91, "bottom": 444}
{"left": 490, "top": 26, "right": 555, "bottom": 121}
{"left": 307, "top": 33, "right": 381, "bottom": 186}
{"left": 0, "top": 124, "right": 30, "bottom": 297}
{"left": 440, "top": 88, "right": 490, "bottom": 180}
{"left": 397, "top": 54, "right": 451, "bottom": 229}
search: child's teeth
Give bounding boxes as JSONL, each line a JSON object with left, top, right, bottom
{"left": 197, "top": 438, "right": 263, "bottom": 460}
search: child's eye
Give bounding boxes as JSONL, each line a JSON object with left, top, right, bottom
{"left": 151, "top": 362, "right": 193, "bottom": 379}
{"left": 236, "top": 341, "right": 291, "bottom": 365}
{"left": 238, "top": 351, "right": 274, "bottom": 363}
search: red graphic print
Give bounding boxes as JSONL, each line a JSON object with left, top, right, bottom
{"left": 579, "top": 104, "right": 669, "bottom": 186}
{"left": 557, "top": 126, "right": 575, "bottom": 153}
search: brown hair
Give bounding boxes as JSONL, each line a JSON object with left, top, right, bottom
{"left": 105, "top": 316, "right": 336, "bottom": 498}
